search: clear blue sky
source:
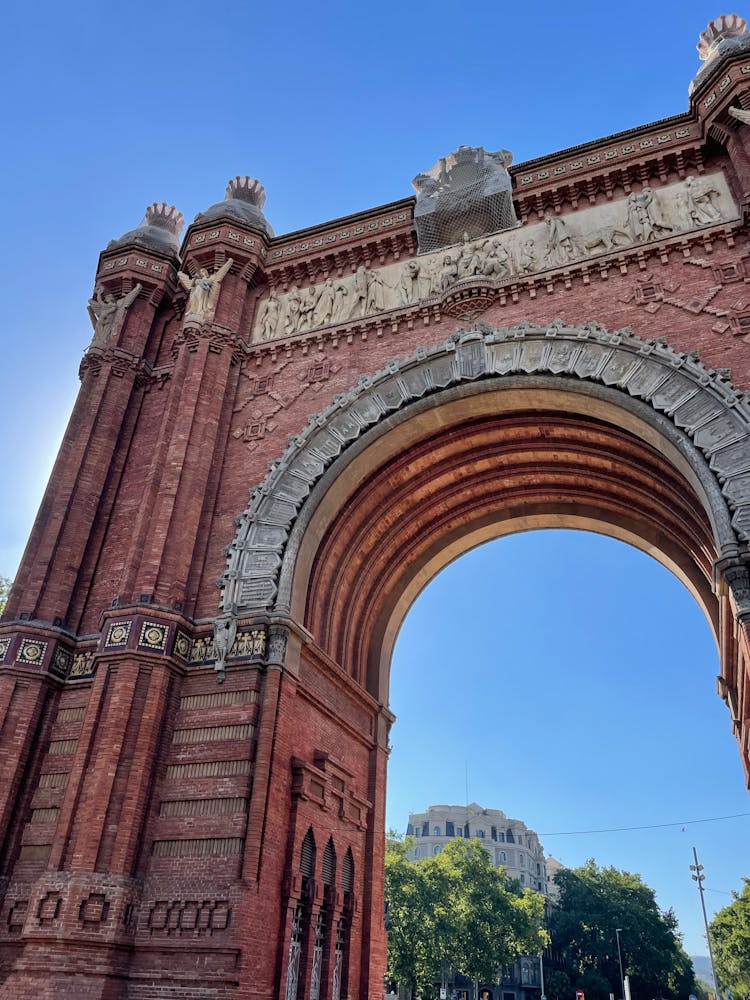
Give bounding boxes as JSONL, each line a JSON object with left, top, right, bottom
{"left": 1, "top": 0, "right": 748, "bottom": 960}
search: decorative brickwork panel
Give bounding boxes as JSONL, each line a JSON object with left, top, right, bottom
{"left": 179, "top": 688, "right": 258, "bottom": 711}
{"left": 30, "top": 808, "right": 60, "bottom": 824}
{"left": 37, "top": 772, "right": 69, "bottom": 789}
{"left": 151, "top": 837, "right": 244, "bottom": 858}
{"left": 165, "top": 759, "right": 252, "bottom": 779}
{"left": 159, "top": 797, "right": 247, "bottom": 817}
{"left": 172, "top": 723, "right": 255, "bottom": 744}
{"left": 55, "top": 706, "right": 87, "bottom": 723}
{"left": 146, "top": 898, "right": 232, "bottom": 936}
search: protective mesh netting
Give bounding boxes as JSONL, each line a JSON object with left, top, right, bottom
{"left": 413, "top": 146, "right": 518, "bottom": 254}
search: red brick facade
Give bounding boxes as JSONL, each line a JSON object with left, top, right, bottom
{"left": 2, "top": 24, "right": 750, "bottom": 999}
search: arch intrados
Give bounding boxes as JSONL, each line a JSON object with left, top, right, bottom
{"left": 286, "top": 379, "right": 725, "bottom": 700}
{"left": 287, "top": 382, "right": 730, "bottom": 612}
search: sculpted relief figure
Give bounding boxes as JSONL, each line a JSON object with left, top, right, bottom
{"left": 87, "top": 283, "right": 142, "bottom": 348}
{"left": 178, "top": 258, "right": 234, "bottom": 321}
{"left": 399, "top": 260, "right": 421, "bottom": 304}
{"left": 441, "top": 253, "right": 459, "bottom": 291}
{"left": 365, "top": 269, "right": 385, "bottom": 313}
{"left": 458, "top": 234, "right": 483, "bottom": 277}
{"left": 543, "top": 213, "right": 578, "bottom": 266}
{"left": 625, "top": 188, "right": 672, "bottom": 243}
{"left": 517, "top": 239, "right": 538, "bottom": 274}
{"left": 332, "top": 280, "right": 350, "bottom": 322}
{"left": 257, "top": 288, "right": 283, "bottom": 340}
{"left": 286, "top": 285, "right": 302, "bottom": 334}
{"left": 351, "top": 266, "right": 368, "bottom": 318}
{"left": 313, "top": 278, "right": 335, "bottom": 326}
{"left": 684, "top": 175, "right": 722, "bottom": 224}
{"left": 299, "top": 287, "right": 316, "bottom": 330}
{"left": 578, "top": 223, "right": 630, "bottom": 254}
{"left": 481, "top": 238, "right": 513, "bottom": 278}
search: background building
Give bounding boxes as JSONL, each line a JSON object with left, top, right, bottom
{"left": 406, "top": 803, "right": 549, "bottom": 895}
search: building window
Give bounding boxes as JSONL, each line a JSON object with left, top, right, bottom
{"left": 506, "top": 829, "right": 515, "bottom": 843}
{"left": 497, "top": 832, "right": 505, "bottom": 842}
{"left": 414, "top": 847, "right": 421, "bottom": 858}
{"left": 477, "top": 829, "right": 485, "bottom": 838}
{"left": 498, "top": 851, "right": 506, "bottom": 863}
{"left": 406, "top": 824, "right": 414, "bottom": 835}
{"left": 434, "top": 845, "right": 441, "bottom": 855}
{"left": 464, "top": 824, "right": 470, "bottom": 838}
{"left": 446, "top": 821, "right": 455, "bottom": 837}
{"left": 422, "top": 822, "right": 429, "bottom": 837}
{"left": 520, "top": 874, "right": 525, "bottom": 884}
{"left": 433, "top": 826, "right": 441, "bottom": 837}
{"left": 536, "top": 863, "right": 541, "bottom": 875}
{"left": 491, "top": 826, "right": 497, "bottom": 841}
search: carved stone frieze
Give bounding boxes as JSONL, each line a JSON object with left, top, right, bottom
{"left": 70, "top": 650, "right": 97, "bottom": 679}
{"left": 250, "top": 174, "right": 738, "bottom": 346}
{"left": 188, "top": 628, "right": 267, "bottom": 665}
{"left": 222, "top": 321, "right": 750, "bottom": 617}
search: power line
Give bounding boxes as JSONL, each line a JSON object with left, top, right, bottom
{"left": 540, "top": 811, "right": 750, "bottom": 836}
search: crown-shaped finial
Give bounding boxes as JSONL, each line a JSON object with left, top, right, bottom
{"left": 698, "top": 13, "right": 748, "bottom": 60}
{"left": 225, "top": 176, "right": 266, "bottom": 209}
{"left": 144, "top": 202, "right": 185, "bottom": 236}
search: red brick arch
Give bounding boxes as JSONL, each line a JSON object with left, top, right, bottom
{"left": 224, "top": 321, "right": 749, "bottom": 707}
{"left": 219, "top": 322, "right": 750, "bottom": 1000}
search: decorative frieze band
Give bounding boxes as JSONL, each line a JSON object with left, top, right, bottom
{"left": 270, "top": 210, "right": 411, "bottom": 262}
{"left": 516, "top": 125, "right": 696, "bottom": 185}
{"left": 0, "top": 618, "right": 267, "bottom": 682}
{"left": 250, "top": 174, "right": 738, "bottom": 346}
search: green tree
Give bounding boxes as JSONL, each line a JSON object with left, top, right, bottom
{"left": 545, "top": 970, "right": 572, "bottom": 1000}
{"left": 710, "top": 877, "right": 750, "bottom": 997}
{"left": 549, "top": 860, "right": 696, "bottom": 1000}
{"left": 0, "top": 576, "right": 10, "bottom": 616}
{"left": 385, "top": 836, "right": 547, "bottom": 997}
{"left": 385, "top": 835, "right": 441, "bottom": 996}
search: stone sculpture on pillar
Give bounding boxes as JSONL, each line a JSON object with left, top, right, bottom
{"left": 213, "top": 614, "right": 237, "bottom": 683}
{"left": 178, "top": 258, "right": 234, "bottom": 322}
{"left": 86, "top": 283, "right": 143, "bottom": 348}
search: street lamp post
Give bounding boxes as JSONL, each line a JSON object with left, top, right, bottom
{"left": 538, "top": 951, "right": 545, "bottom": 1000}
{"left": 690, "top": 847, "right": 722, "bottom": 1000}
{"left": 615, "top": 928, "right": 625, "bottom": 1000}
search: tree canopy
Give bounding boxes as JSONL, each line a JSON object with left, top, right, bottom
{"left": 548, "top": 860, "right": 696, "bottom": 1000}
{"left": 710, "top": 877, "right": 750, "bottom": 997}
{"left": 385, "top": 835, "right": 547, "bottom": 997}
{"left": 0, "top": 576, "right": 10, "bottom": 616}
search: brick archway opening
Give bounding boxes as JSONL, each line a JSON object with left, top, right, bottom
{"left": 289, "top": 380, "right": 722, "bottom": 704}
{"left": 223, "top": 325, "right": 750, "bottom": 1000}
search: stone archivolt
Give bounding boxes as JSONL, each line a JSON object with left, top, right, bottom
{"left": 250, "top": 174, "right": 738, "bottom": 343}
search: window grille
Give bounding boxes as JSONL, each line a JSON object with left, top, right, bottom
{"left": 300, "top": 828, "right": 316, "bottom": 878}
